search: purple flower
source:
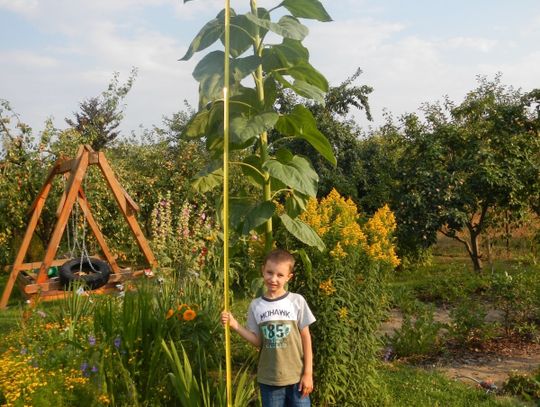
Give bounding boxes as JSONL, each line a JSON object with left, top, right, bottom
{"left": 114, "top": 337, "right": 121, "bottom": 349}
{"left": 88, "top": 335, "right": 96, "bottom": 346}
{"left": 91, "top": 365, "right": 98, "bottom": 373}
{"left": 81, "top": 362, "right": 89, "bottom": 372}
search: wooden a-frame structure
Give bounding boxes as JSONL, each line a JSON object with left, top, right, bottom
{"left": 0, "top": 145, "right": 158, "bottom": 309}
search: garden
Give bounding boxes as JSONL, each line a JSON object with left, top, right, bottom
{"left": 1, "top": 0, "right": 540, "bottom": 406}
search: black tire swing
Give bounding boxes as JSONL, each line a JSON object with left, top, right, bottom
{"left": 60, "top": 177, "right": 111, "bottom": 290}
{"left": 59, "top": 257, "right": 111, "bottom": 290}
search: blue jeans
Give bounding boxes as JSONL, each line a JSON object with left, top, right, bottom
{"left": 259, "top": 383, "right": 311, "bottom": 407}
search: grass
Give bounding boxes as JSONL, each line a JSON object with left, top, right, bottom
{"left": 382, "top": 364, "right": 530, "bottom": 406}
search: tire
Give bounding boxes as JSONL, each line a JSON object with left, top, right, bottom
{"left": 59, "top": 257, "right": 111, "bottom": 290}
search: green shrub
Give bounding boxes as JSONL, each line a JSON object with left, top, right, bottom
{"left": 291, "top": 252, "right": 391, "bottom": 406}
{"left": 389, "top": 302, "right": 444, "bottom": 359}
{"left": 448, "top": 299, "right": 498, "bottom": 347}
{"left": 489, "top": 267, "right": 538, "bottom": 335}
{"left": 502, "top": 369, "right": 540, "bottom": 402}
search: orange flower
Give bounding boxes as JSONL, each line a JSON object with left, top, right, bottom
{"left": 165, "top": 309, "right": 175, "bottom": 320}
{"left": 182, "top": 309, "right": 197, "bottom": 321}
{"left": 177, "top": 303, "right": 188, "bottom": 312}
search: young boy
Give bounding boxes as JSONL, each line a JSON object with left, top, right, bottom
{"left": 221, "top": 249, "right": 316, "bottom": 406}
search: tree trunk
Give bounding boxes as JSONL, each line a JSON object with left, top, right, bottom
{"left": 467, "top": 224, "right": 483, "bottom": 272}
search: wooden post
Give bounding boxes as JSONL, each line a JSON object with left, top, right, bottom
{"left": 97, "top": 152, "right": 157, "bottom": 268}
{"left": 37, "top": 150, "right": 89, "bottom": 283}
{"left": 77, "top": 188, "right": 120, "bottom": 274}
{"left": 0, "top": 177, "right": 54, "bottom": 308}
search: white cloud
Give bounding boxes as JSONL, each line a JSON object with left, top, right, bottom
{"left": 0, "top": 0, "right": 38, "bottom": 15}
{"left": 445, "top": 37, "right": 497, "bottom": 53}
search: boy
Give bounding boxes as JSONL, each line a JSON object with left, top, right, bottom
{"left": 221, "top": 249, "right": 316, "bottom": 406}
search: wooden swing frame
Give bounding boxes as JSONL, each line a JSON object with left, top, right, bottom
{"left": 0, "top": 145, "right": 158, "bottom": 308}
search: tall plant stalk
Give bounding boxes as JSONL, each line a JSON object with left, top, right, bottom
{"left": 182, "top": 0, "right": 335, "bottom": 255}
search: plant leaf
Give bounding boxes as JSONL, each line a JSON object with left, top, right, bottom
{"left": 290, "top": 80, "right": 325, "bottom": 104}
{"left": 241, "top": 155, "right": 265, "bottom": 187}
{"left": 263, "top": 154, "right": 318, "bottom": 197}
{"left": 224, "top": 14, "right": 256, "bottom": 57}
{"left": 192, "top": 161, "right": 223, "bottom": 193}
{"left": 180, "top": 10, "right": 225, "bottom": 61}
{"left": 280, "top": 213, "right": 325, "bottom": 251}
{"left": 230, "top": 112, "right": 279, "bottom": 145}
{"left": 193, "top": 51, "right": 260, "bottom": 102}
{"left": 280, "top": 0, "right": 333, "bottom": 22}
{"left": 246, "top": 13, "right": 308, "bottom": 41}
{"left": 242, "top": 201, "right": 276, "bottom": 234}
{"left": 275, "top": 105, "right": 336, "bottom": 165}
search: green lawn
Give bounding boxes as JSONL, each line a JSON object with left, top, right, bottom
{"left": 382, "top": 364, "right": 530, "bottom": 407}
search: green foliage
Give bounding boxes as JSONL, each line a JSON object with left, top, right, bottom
{"left": 502, "top": 369, "right": 540, "bottom": 403}
{"left": 382, "top": 364, "right": 524, "bottom": 407}
{"left": 161, "top": 340, "right": 255, "bottom": 407}
{"left": 489, "top": 267, "right": 539, "bottom": 335}
{"left": 389, "top": 302, "right": 444, "bottom": 359}
{"left": 65, "top": 69, "right": 137, "bottom": 150}
{"left": 291, "top": 251, "right": 391, "bottom": 406}
{"left": 448, "top": 299, "right": 497, "bottom": 347}
{"left": 181, "top": 0, "right": 336, "bottom": 251}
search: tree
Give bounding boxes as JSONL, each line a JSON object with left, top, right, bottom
{"left": 395, "top": 76, "right": 540, "bottom": 270}
{"left": 66, "top": 69, "right": 137, "bottom": 150}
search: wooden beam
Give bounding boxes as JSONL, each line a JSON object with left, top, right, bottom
{"left": 3, "top": 259, "right": 69, "bottom": 273}
{"left": 77, "top": 189, "right": 120, "bottom": 274}
{"left": 37, "top": 150, "right": 89, "bottom": 283}
{"left": 1, "top": 175, "right": 55, "bottom": 308}
{"left": 55, "top": 153, "right": 99, "bottom": 175}
{"left": 97, "top": 152, "right": 157, "bottom": 268}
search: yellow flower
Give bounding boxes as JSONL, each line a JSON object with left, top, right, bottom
{"left": 319, "top": 279, "right": 336, "bottom": 296}
{"left": 182, "top": 309, "right": 197, "bottom": 321}
{"left": 338, "top": 307, "right": 349, "bottom": 319}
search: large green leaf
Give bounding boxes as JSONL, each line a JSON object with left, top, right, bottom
{"left": 242, "top": 201, "right": 276, "bottom": 234}
{"left": 246, "top": 13, "right": 308, "bottom": 41}
{"left": 184, "top": 109, "right": 210, "bottom": 139}
{"left": 230, "top": 112, "right": 279, "bottom": 145}
{"left": 263, "top": 153, "right": 318, "bottom": 197}
{"left": 225, "top": 14, "right": 256, "bottom": 57}
{"left": 262, "top": 39, "right": 309, "bottom": 72}
{"left": 287, "top": 61, "right": 328, "bottom": 92}
{"left": 280, "top": 0, "right": 332, "bottom": 22}
{"left": 180, "top": 10, "right": 225, "bottom": 61}
{"left": 192, "top": 161, "right": 223, "bottom": 193}
{"left": 285, "top": 190, "right": 310, "bottom": 218}
{"left": 275, "top": 105, "right": 336, "bottom": 165}
{"left": 290, "top": 80, "right": 325, "bottom": 104}
{"left": 228, "top": 196, "right": 255, "bottom": 232}
{"left": 241, "top": 155, "right": 265, "bottom": 187}
{"left": 280, "top": 214, "right": 325, "bottom": 251}
{"left": 193, "top": 51, "right": 260, "bottom": 102}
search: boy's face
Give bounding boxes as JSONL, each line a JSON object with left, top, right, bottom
{"left": 262, "top": 260, "right": 292, "bottom": 298}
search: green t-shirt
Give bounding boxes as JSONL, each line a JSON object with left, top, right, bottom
{"left": 247, "top": 292, "right": 316, "bottom": 386}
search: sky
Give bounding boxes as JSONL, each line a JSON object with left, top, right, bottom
{"left": 1, "top": 0, "right": 539, "bottom": 137}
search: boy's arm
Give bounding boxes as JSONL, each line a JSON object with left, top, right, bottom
{"left": 298, "top": 325, "right": 314, "bottom": 398}
{"left": 221, "top": 312, "right": 261, "bottom": 348}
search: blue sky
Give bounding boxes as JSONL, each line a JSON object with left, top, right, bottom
{"left": 1, "top": 0, "right": 539, "bottom": 135}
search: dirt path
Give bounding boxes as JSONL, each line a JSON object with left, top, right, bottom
{"left": 380, "top": 308, "right": 540, "bottom": 387}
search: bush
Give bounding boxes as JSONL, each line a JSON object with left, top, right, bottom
{"left": 287, "top": 190, "right": 397, "bottom": 406}
{"left": 389, "top": 302, "right": 444, "bottom": 359}
{"left": 448, "top": 299, "right": 497, "bottom": 347}
{"left": 502, "top": 369, "right": 540, "bottom": 402}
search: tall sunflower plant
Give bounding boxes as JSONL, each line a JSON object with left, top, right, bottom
{"left": 182, "top": 0, "right": 335, "bottom": 253}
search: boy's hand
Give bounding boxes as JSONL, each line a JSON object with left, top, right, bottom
{"left": 220, "top": 311, "right": 239, "bottom": 330}
{"left": 298, "top": 373, "right": 313, "bottom": 398}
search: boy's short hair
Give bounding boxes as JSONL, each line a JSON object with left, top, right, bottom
{"left": 263, "top": 249, "right": 295, "bottom": 274}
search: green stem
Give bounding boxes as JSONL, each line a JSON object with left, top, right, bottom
{"left": 251, "top": 0, "right": 273, "bottom": 253}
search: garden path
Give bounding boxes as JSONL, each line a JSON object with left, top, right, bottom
{"left": 380, "top": 308, "right": 540, "bottom": 387}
